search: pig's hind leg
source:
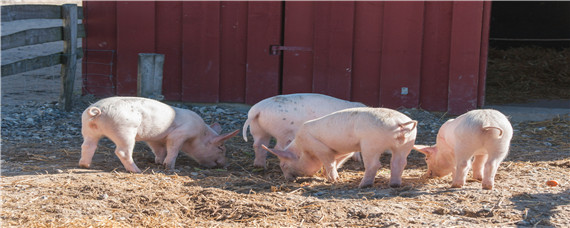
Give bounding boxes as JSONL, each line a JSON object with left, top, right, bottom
{"left": 389, "top": 146, "right": 412, "bottom": 188}
{"left": 109, "top": 131, "right": 141, "bottom": 173}
{"left": 250, "top": 124, "right": 272, "bottom": 168}
{"left": 359, "top": 141, "right": 385, "bottom": 188}
{"left": 79, "top": 135, "right": 101, "bottom": 169}
{"left": 481, "top": 145, "right": 508, "bottom": 190}
{"left": 471, "top": 154, "right": 488, "bottom": 181}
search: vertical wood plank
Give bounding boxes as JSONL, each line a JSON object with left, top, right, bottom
{"left": 379, "top": 2, "right": 424, "bottom": 109}
{"left": 82, "top": 1, "right": 117, "bottom": 96}
{"left": 156, "top": 1, "right": 182, "bottom": 101}
{"left": 116, "top": 1, "right": 155, "bottom": 96}
{"left": 61, "top": 4, "right": 77, "bottom": 111}
{"left": 478, "top": 1, "right": 492, "bottom": 108}
{"left": 419, "top": 2, "right": 453, "bottom": 112}
{"left": 245, "top": 2, "right": 282, "bottom": 104}
{"left": 312, "top": 2, "right": 355, "bottom": 100}
{"left": 351, "top": 1, "right": 384, "bottom": 106}
{"left": 281, "top": 1, "right": 314, "bottom": 94}
{"left": 219, "top": 1, "right": 248, "bottom": 103}
{"left": 181, "top": 2, "right": 221, "bottom": 103}
{"left": 447, "top": 1, "right": 484, "bottom": 114}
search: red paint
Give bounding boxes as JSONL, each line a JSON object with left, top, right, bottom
{"left": 420, "top": 2, "right": 453, "bottom": 112}
{"left": 83, "top": 1, "right": 491, "bottom": 113}
{"left": 281, "top": 1, "right": 314, "bottom": 94}
{"left": 245, "top": 2, "right": 282, "bottom": 104}
{"left": 379, "top": 2, "right": 425, "bottom": 109}
{"left": 351, "top": 1, "right": 384, "bottom": 107}
{"left": 219, "top": 1, "right": 248, "bottom": 103}
{"left": 447, "top": 1, "right": 484, "bottom": 114}
{"left": 312, "top": 2, "right": 354, "bottom": 100}
{"left": 116, "top": 1, "right": 155, "bottom": 96}
{"left": 181, "top": 2, "right": 221, "bottom": 102}
{"left": 156, "top": 2, "right": 182, "bottom": 101}
{"left": 82, "top": 1, "right": 117, "bottom": 96}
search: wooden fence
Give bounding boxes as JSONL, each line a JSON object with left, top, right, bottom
{"left": 1, "top": 4, "right": 84, "bottom": 111}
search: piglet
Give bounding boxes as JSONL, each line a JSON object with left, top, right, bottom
{"left": 414, "top": 109, "right": 513, "bottom": 190}
{"left": 79, "top": 96, "right": 239, "bottom": 173}
{"left": 263, "top": 107, "right": 417, "bottom": 188}
{"left": 243, "top": 93, "right": 365, "bottom": 167}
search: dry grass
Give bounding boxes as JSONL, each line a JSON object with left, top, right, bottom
{"left": 2, "top": 117, "right": 569, "bottom": 227}
{"left": 486, "top": 47, "right": 570, "bottom": 104}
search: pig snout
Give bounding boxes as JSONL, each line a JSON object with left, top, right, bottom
{"left": 201, "top": 156, "right": 227, "bottom": 168}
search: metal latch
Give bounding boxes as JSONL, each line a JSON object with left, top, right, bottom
{"left": 270, "top": 45, "right": 312, "bottom": 55}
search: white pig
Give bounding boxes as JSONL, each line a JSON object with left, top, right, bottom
{"left": 262, "top": 107, "right": 417, "bottom": 188}
{"left": 79, "top": 96, "right": 239, "bottom": 173}
{"left": 413, "top": 109, "right": 513, "bottom": 190}
{"left": 242, "top": 93, "right": 366, "bottom": 167}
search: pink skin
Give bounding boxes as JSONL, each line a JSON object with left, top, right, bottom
{"left": 242, "top": 93, "right": 365, "bottom": 168}
{"left": 414, "top": 109, "right": 513, "bottom": 190}
{"left": 79, "top": 97, "right": 238, "bottom": 173}
{"left": 263, "top": 107, "right": 417, "bottom": 188}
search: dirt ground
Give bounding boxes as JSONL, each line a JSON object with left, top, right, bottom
{"left": 1, "top": 2, "right": 569, "bottom": 227}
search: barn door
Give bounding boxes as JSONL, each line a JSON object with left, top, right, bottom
{"left": 279, "top": 2, "right": 355, "bottom": 101}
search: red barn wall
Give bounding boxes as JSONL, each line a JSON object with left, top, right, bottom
{"left": 82, "top": 1, "right": 491, "bottom": 114}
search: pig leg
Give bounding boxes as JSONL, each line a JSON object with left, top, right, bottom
{"left": 147, "top": 141, "right": 167, "bottom": 164}
{"left": 111, "top": 134, "right": 141, "bottom": 173}
{"left": 79, "top": 135, "right": 101, "bottom": 168}
{"left": 389, "top": 148, "right": 411, "bottom": 188}
{"left": 322, "top": 157, "right": 340, "bottom": 183}
{"left": 162, "top": 139, "right": 185, "bottom": 170}
{"left": 482, "top": 147, "right": 508, "bottom": 190}
{"left": 250, "top": 125, "right": 271, "bottom": 168}
{"left": 451, "top": 147, "right": 473, "bottom": 188}
{"left": 471, "top": 154, "right": 488, "bottom": 181}
{"left": 359, "top": 144, "right": 384, "bottom": 188}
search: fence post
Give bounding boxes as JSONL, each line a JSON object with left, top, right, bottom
{"left": 60, "top": 4, "right": 78, "bottom": 111}
{"left": 137, "top": 53, "right": 165, "bottom": 100}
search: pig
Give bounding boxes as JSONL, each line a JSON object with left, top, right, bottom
{"left": 413, "top": 109, "right": 513, "bottom": 190}
{"left": 242, "top": 93, "right": 366, "bottom": 168}
{"left": 262, "top": 107, "right": 418, "bottom": 188}
{"left": 79, "top": 96, "right": 239, "bottom": 173}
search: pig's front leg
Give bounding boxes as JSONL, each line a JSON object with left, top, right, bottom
{"left": 162, "top": 139, "right": 185, "bottom": 170}
{"left": 79, "top": 135, "right": 101, "bottom": 168}
{"left": 321, "top": 157, "right": 339, "bottom": 183}
{"left": 147, "top": 141, "right": 167, "bottom": 164}
{"left": 251, "top": 127, "right": 271, "bottom": 168}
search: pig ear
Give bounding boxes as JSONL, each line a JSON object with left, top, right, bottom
{"left": 211, "top": 129, "right": 239, "bottom": 144}
{"left": 413, "top": 145, "right": 437, "bottom": 156}
{"left": 210, "top": 122, "right": 223, "bottom": 134}
{"left": 261, "top": 145, "right": 298, "bottom": 160}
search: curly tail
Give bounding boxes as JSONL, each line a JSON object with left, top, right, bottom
{"left": 242, "top": 117, "right": 251, "bottom": 142}
{"left": 399, "top": 120, "right": 418, "bottom": 131}
{"left": 483, "top": 126, "right": 503, "bottom": 138}
{"left": 86, "top": 107, "right": 102, "bottom": 120}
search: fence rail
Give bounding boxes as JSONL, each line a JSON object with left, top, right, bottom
{"left": 1, "top": 4, "right": 82, "bottom": 111}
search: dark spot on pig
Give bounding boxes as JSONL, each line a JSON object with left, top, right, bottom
{"left": 89, "top": 123, "right": 98, "bottom": 130}
{"left": 294, "top": 108, "right": 297, "bottom": 111}
{"left": 283, "top": 118, "right": 287, "bottom": 121}
{"left": 290, "top": 121, "right": 294, "bottom": 125}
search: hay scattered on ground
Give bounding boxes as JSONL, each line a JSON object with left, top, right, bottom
{"left": 486, "top": 46, "right": 570, "bottom": 104}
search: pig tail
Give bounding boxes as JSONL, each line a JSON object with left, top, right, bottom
{"left": 87, "top": 107, "right": 102, "bottom": 120}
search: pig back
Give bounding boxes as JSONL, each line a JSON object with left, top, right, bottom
{"left": 299, "top": 107, "right": 414, "bottom": 151}
{"left": 82, "top": 97, "right": 177, "bottom": 139}
{"left": 449, "top": 109, "right": 513, "bottom": 144}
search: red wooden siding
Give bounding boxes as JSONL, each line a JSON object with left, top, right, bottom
{"left": 83, "top": 1, "right": 492, "bottom": 114}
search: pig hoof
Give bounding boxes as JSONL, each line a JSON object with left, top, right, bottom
{"left": 450, "top": 184, "right": 463, "bottom": 188}
{"left": 78, "top": 162, "right": 90, "bottom": 169}
{"left": 389, "top": 183, "right": 402, "bottom": 188}
{"left": 358, "top": 183, "right": 373, "bottom": 188}
{"left": 482, "top": 184, "right": 493, "bottom": 190}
